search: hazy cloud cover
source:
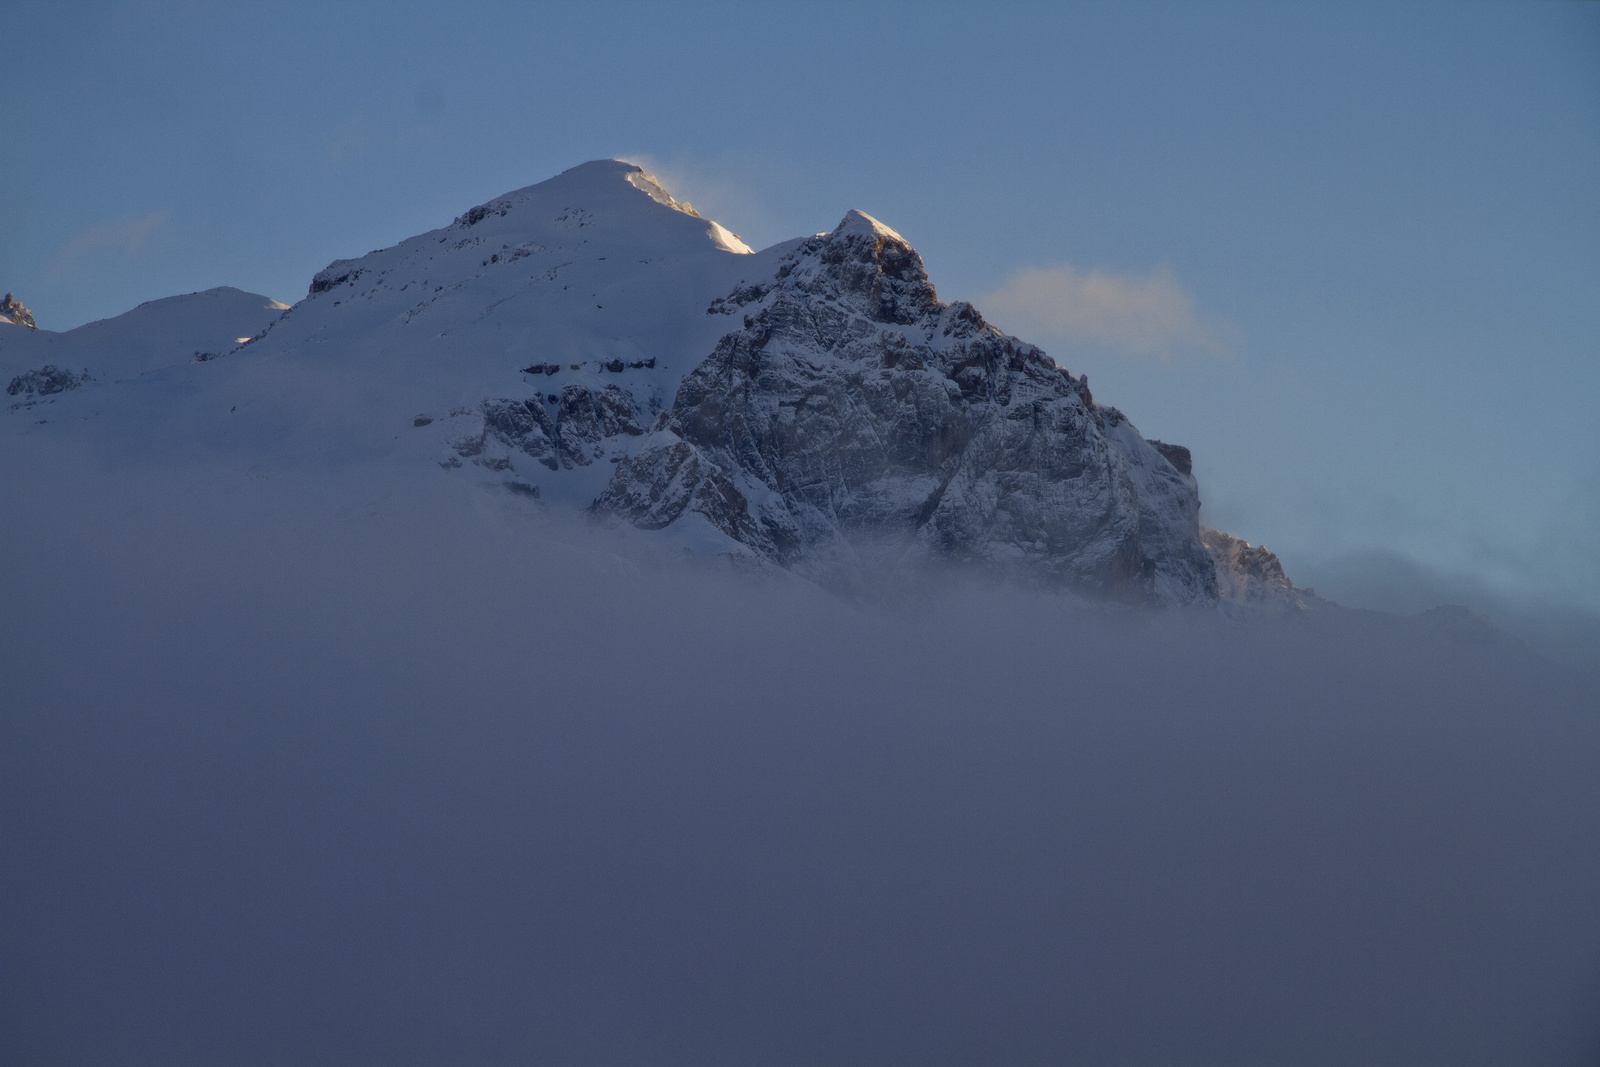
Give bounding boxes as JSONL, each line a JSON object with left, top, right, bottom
{"left": 979, "top": 264, "right": 1227, "bottom": 359}
{"left": 1292, "top": 549, "right": 1600, "bottom": 679}
{"left": 3, "top": 447, "right": 1597, "bottom": 1066}
{"left": 47, "top": 211, "right": 168, "bottom": 277}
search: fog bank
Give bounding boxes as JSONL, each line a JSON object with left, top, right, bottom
{"left": 4, "top": 455, "right": 1599, "bottom": 1066}
{"left": 1293, "top": 549, "right": 1600, "bottom": 680}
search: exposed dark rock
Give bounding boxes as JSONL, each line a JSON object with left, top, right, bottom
{"left": 7, "top": 365, "right": 91, "bottom": 398}
{"left": 707, "top": 283, "right": 771, "bottom": 315}
{"left": 553, "top": 383, "right": 645, "bottom": 462}
{"left": 459, "top": 384, "right": 647, "bottom": 472}
{"left": 596, "top": 436, "right": 776, "bottom": 555}
{"left": 308, "top": 266, "right": 363, "bottom": 296}
{"left": 1149, "top": 440, "right": 1192, "bottom": 476}
{"left": 456, "top": 199, "right": 512, "bottom": 228}
{"left": 475, "top": 397, "right": 559, "bottom": 470}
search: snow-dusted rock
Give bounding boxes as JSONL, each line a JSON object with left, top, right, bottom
{"left": 453, "top": 384, "right": 647, "bottom": 474}
{"left": 1201, "top": 526, "right": 1307, "bottom": 607}
{"left": 7, "top": 365, "right": 90, "bottom": 398}
{"left": 595, "top": 210, "right": 1219, "bottom": 601}
{"left": 0, "top": 293, "right": 37, "bottom": 329}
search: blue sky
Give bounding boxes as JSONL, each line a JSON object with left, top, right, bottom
{"left": 3, "top": 1, "right": 1597, "bottom": 610}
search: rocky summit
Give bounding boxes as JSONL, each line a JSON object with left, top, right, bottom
{"left": 595, "top": 210, "right": 1220, "bottom": 602}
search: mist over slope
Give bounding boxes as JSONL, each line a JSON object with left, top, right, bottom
{"left": 1294, "top": 550, "right": 1600, "bottom": 679}
{"left": 3, "top": 446, "right": 1597, "bottom": 1066}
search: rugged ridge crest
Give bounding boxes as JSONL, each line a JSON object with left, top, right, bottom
{"left": 593, "top": 210, "right": 1221, "bottom": 602}
{"left": 3, "top": 161, "right": 1306, "bottom": 608}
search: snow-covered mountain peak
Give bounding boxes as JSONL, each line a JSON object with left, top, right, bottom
{"left": 832, "top": 209, "right": 906, "bottom": 244}
{"left": 420, "top": 159, "right": 754, "bottom": 264}
{"left": 3, "top": 159, "right": 1307, "bottom": 608}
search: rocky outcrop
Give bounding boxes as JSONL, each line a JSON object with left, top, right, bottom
{"left": 0, "top": 293, "right": 37, "bottom": 329}
{"left": 594, "top": 211, "right": 1218, "bottom": 602}
{"left": 448, "top": 383, "right": 647, "bottom": 473}
{"left": 1201, "top": 526, "right": 1307, "bottom": 607}
{"left": 7, "top": 365, "right": 90, "bottom": 398}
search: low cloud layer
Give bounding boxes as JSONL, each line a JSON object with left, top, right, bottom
{"left": 980, "top": 263, "right": 1226, "bottom": 359}
{"left": 3, "top": 451, "right": 1598, "bottom": 1066}
{"left": 1294, "top": 549, "right": 1600, "bottom": 677}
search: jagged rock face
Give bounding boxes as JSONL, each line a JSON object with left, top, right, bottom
{"left": 0, "top": 293, "right": 37, "bottom": 329}
{"left": 1201, "top": 526, "right": 1306, "bottom": 607}
{"left": 447, "top": 383, "right": 648, "bottom": 473}
{"left": 596, "top": 212, "right": 1218, "bottom": 602}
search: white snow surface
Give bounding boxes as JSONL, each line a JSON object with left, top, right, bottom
{"left": 0, "top": 286, "right": 288, "bottom": 382}
{"left": 3, "top": 161, "right": 775, "bottom": 507}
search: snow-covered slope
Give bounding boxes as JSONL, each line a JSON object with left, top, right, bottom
{"left": 2, "top": 159, "right": 1302, "bottom": 605}
{"left": 0, "top": 287, "right": 288, "bottom": 387}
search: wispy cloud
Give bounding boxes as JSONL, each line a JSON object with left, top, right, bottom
{"left": 48, "top": 212, "right": 168, "bottom": 276}
{"left": 979, "top": 264, "right": 1227, "bottom": 359}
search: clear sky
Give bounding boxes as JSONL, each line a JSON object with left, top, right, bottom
{"left": 3, "top": 1, "right": 1597, "bottom": 611}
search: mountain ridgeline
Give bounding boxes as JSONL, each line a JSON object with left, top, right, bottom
{"left": 1, "top": 160, "right": 1299, "bottom": 606}
{"left": 595, "top": 210, "right": 1222, "bottom": 601}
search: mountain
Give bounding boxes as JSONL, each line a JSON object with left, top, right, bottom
{"left": 2, "top": 160, "right": 1299, "bottom": 606}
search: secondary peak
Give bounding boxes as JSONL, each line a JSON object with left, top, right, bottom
{"left": 832, "top": 209, "right": 906, "bottom": 244}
